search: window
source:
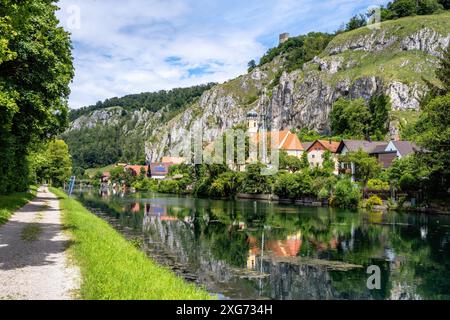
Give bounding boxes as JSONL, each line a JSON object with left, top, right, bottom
{"left": 311, "top": 155, "right": 315, "bottom": 159}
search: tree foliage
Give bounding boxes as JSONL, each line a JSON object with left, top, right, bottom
{"left": 340, "top": 150, "right": 383, "bottom": 184}
{"left": 258, "top": 32, "right": 334, "bottom": 72}
{"left": 0, "top": 1, "right": 74, "bottom": 193}
{"left": 331, "top": 95, "right": 390, "bottom": 139}
{"left": 69, "top": 84, "right": 216, "bottom": 121}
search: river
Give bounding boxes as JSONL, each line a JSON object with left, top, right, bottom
{"left": 74, "top": 190, "right": 450, "bottom": 300}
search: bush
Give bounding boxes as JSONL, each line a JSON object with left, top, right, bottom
{"left": 366, "top": 195, "right": 383, "bottom": 209}
{"left": 399, "top": 173, "right": 417, "bottom": 191}
{"left": 132, "top": 178, "right": 158, "bottom": 192}
{"left": 157, "top": 180, "right": 181, "bottom": 194}
{"left": 367, "top": 179, "right": 390, "bottom": 191}
{"left": 208, "top": 172, "right": 244, "bottom": 198}
{"left": 330, "top": 179, "right": 362, "bottom": 209}
{"left": 317, "top": 187, "right": 329, "bottom": 200}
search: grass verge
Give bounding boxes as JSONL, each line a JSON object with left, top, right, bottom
{"left": 0, "top": 186, "right": 38, "bottom": 226}
{"left": 51, "top": 188, "right": 213, "bottom": 300}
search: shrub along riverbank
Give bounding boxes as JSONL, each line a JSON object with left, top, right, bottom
{"left": 51, "top": 188, "right": 213, "bottom": 300}
{"left": 0, "top": 186, "right": 37, "bottom": 226}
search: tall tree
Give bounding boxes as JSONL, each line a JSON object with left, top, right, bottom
{"left": 0, "top": 1, "right": 74, "bottom": 193}
{"left": 411, "top": 45, "right": 450, "bottom": 196}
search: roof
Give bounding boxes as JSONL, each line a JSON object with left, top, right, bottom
{"left": 337, "top": 140, "right": 388, "bottom": 154}
{"left": 247, "top": 109, "right": 258, "bottom": 117}
{"left": 390, "top": 141, "right": 422, "bottom": 156}
{"left": 125, "top": 165, "right": 149, "bottom": 174}
{"left": 161, "top": 156, "right": 185, "bottom": 165}
{"left": 301, "top": 141, "right": 314, "bottom": 150}
{"left": 250, "top": 130, "right": 304, "bottom": 151}
{"left": 150, "top": 162, "right": 173, "bottom": 175}
{"left": 307, "top": 140, "right": 340, "bottom": 153}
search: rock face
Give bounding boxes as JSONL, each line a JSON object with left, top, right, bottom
{"left": 66, "top": 13, "right": 450, "bottom": 163}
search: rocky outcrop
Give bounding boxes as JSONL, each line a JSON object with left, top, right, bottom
{"left": 401, "top": 28, "right": 450, "bottom": 58}
{"left": 66, "top": 13, "right": 450, "bottom": 163}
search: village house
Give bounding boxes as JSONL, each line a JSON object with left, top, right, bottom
{"left": 124, "top": 164, "right": 150, "bottom": 177}
{"left": 305, "top": 140, "right": 341, "bottom": 174}
{"left": 161, "top": 156, "right": 185, "bottom": 165}
{"left": 336, "top": 140, "right": 421, "bottom": 169}
{"left": 150, "top": 162, "right": 173, "bottom": 180}
{"left": 247, "top": 110, "right": 304, "bottom": 163}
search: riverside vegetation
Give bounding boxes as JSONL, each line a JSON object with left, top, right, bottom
{"left": 92, "top": 42, "right": 450, "bottom": 210}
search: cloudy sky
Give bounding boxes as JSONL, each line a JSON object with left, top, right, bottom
{"left": 57, "top": 0, "right": 388, "bottom": 109}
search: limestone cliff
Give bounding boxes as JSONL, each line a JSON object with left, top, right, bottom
{"left": 65, "top": 12, "right": 450, "bottom": 164}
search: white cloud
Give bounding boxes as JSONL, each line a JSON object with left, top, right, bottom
{"left": 57, "top": 0, "right": 389, "bottom": 108}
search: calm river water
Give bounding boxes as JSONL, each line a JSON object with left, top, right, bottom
{"left": 75, "top": 190, "right": 450, "bottom": 300}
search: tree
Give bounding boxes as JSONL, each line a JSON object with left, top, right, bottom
{"left": 412, "top": 94, "right": 450, "bottom": 194}
{"left": 408, "top": 44, "right": 450, "bottom": 196}
{"left": 388, "top": 0, "right": 418, "bottom": 18}
{"left": 438, "top": 0, "right": 450, "bottom": 9}
{"left": 301, "top": 151, "right": 310, "bottom": 169}
{"left": 0, "top": 1, "right": 74, "bottom": 193}
{"left": 368, "top": 94, "right": 391, "bottom": 140}
{"left": 346, "top": 14, "right": 367, "bottom": 31}
{"left": 330, "top": 178, "right": 362, "bottom": 208}
{"left": 340, "top": 150, "right": 382, "bottom": 184}
{"left": 322, "top": 151, "right": 336, "bottom": 174}
{"left": 247, "top": 60, "right": 256, "bottom": 72}
{"left": 331, "top": 95, "right": 390, "bottom": 139}
{"left": 436, "top": 44, "right": 450, "bottom": 94}
{"left": 240, "top": 163, "right": 273, "bottom": 194}
{"left": 331, "top": 98, "right": 371, "bottom": 138}
{"left": 417, "top": 0, "right": 443, "bottom": 14}
{"left": 280, "top": 150, "right": 303, "bottom": 172}
{"left": 40, "top": 140, "right": 72, "bottom": 187}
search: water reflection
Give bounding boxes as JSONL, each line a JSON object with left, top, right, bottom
{"left": 76, "top": 190, "right": 450, "bottom": 300}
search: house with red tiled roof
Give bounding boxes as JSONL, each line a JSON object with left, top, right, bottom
{"left": 124, "top": 165, "right": 149, "bottom": 177}
{"left": 249, "top": 129, "right": 304, "bottom": 159}
{"left": 306, "top": 140, "right": 341, "bottom": 174}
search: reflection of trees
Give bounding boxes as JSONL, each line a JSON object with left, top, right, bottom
{"left": 76, "top": 192, "right": 450, "bottom": 300}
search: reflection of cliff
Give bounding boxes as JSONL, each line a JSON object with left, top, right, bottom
{"left": 142, "top": 212, "right": 263, "bottom": 298}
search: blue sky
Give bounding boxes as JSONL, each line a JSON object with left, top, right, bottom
{"left": 57, "top": 0, "right": 388, "bottom": 109}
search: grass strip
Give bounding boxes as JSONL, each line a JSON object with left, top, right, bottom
{"left": 51, "top": 187, "right": 213, "bottom": 300}
{"left": 0, "top": 186, "right": 38, "bottom": 226}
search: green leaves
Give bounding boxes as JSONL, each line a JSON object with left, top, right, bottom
{"left": 0, "top": 1, "right": 74, "bottom": 193}
{"left": 331, "top": 95, "right": 391, "bottom": 140}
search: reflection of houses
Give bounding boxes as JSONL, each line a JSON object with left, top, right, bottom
{"left": 143, "top": 203, "right": 177, "bottom": 221}
{"left": 306, "top": 140, "right": 340, "bottom": 174}
{"left": 246, "top": 232, "right": 303, "bottom": 271}
{"left": 266, "top": 232, "right": 302, "bottom": 257}
{"left": 101, "top": 172, "right": 110, "bottom": 183}
{"left": 130, "top": 202, "right": 140, "bottom": 213}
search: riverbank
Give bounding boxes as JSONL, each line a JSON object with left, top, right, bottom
{"left": 51, "top": 188, "right": 213, "bottom": 300}
{"left": 0, "top": 186, "right": 37, "bottom": 226}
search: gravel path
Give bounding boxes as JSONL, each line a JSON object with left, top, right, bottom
{"left": 0, "top": 186, "right": 80, "bottom": 300}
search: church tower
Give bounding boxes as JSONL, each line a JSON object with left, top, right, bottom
{"left": 247, "top": 110, "right": 259, "bottom": 135}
